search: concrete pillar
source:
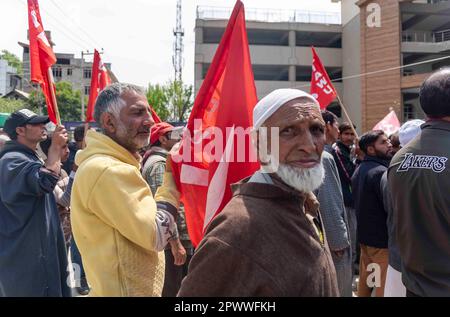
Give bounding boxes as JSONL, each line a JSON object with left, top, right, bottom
{"left": 289, "top": 65, "right": 296, "bottom": 82}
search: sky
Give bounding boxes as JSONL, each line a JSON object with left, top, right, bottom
{"left": 0, "top": 0, "right": 341, "bottom": 88}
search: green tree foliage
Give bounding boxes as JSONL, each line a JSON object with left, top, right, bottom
{"left": 147, "top": 83, "right": 170, "bottom": 121}
{"left": 27, "top": 81, "right": 82, "bottom": 121}
{"left": 0, "top": 98, "right": 26, "bottom": 113}
{"left": 0, "top": 50, "right": 23, "bottom": 76}
{"left": 167, "top": 80, "right": 193, "bottom": 122}
{"left": 146, "top": 80, "right": 193, "bottom": 122}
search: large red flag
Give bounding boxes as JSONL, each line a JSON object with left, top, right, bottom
{"left": 373, "top": 110, "right": 401, "bottom": 136}
{"left": 150, "top": 107, "right": 162, "bottom": 123}
{"left": 27, "top": 0, "right": 58, "bottom": 123}
{"left": 310, "top": 46, "right": 337, "bottom": 109}
{"left": 86, "top": 49, "right": 111, "bottom": 122}
{"left": 170, "top": 0, "right": 259, "bottom": 246}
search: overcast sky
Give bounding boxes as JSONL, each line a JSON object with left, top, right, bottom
{"left": 1, "top": 0, "right": 340, "bottom": 88}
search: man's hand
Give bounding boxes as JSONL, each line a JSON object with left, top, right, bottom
{"left": 51, "top": 125, "right": 68, "bottom": 148}
{"left": 169, "top": 238, "right": 187, "bottom": 266}
{"left": 332, "top": 248, "right": 347, "bottom": 258}
{"left": 45, "top": 125, "right": 68, "bottom": 174}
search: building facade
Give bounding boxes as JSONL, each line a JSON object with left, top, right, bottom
{"left": 18, "top": 31, "right": 111, "bottom": 119}
{"left": 0, "top": 59, "right": 20, "bottom": 97}
{"left": 195, "top": 0, "right": 450, "bottom": 133}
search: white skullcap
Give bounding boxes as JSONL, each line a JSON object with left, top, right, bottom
{"left": 253, "top": 88, "right": 318, "bottom": 129}
{"left": 398, "top": 119, "right": 424, "bottom": 147}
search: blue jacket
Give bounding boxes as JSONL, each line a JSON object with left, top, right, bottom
{"left": 0, "top": 141, "right": 71, "bottom": 297}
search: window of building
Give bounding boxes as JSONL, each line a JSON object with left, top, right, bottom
{"left": 67, "top": 68, "right": 73, "bottom": 76}
{"left": 84, "top": 86, "right": 90, "bottom": 95}
{"left": 403, "top": 104, "right": 415, "bottom": 121}
{"left": 83, "top": 68, "right": 92, "bottom": 79}
{"left": 52, "top": 67, "right": 62, "bottom": 77}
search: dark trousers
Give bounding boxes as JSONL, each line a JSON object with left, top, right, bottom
{"left": 162, "top": 248, "right": 193, "bottom": 297}
{"left": 70, "top": 239, "right": 86, "bottom": 283}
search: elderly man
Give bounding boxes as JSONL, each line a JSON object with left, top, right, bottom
{"left": 388, "top": 68, "right": 450, "bottom": 297}
{"left": 71, "top": 83, "right": 185, "bottom": 297}
{"left": 177, "top": 89, "right": 338, "bottom": 296}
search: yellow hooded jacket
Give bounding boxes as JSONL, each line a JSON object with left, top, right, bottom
{"left": 71, "top": 130, "right": 164, "bottom": 297}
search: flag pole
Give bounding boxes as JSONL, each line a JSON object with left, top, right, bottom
{"left": 47, "top": 68, "right": 61, "bottom": 125}
{"left": 335, "top": 94, "right": 358, "bottom": 139}
{"left": 82, "top": 122, "right": 89, "bottom": 149}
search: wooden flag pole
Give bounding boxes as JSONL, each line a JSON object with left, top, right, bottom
{"left": 47, "top": 68, "right": 61, "bottom": 126}
{"left": 82, "top": 122, "right": 89, "bottom": 149}
{"left": 335, "top": 93, "right": 359, "bottom": 139}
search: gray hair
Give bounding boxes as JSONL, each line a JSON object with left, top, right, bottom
{"left": 94, "top": 82, "right": 146, "bottom": 125}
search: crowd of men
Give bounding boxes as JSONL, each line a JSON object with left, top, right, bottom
{"left": 0, "top": 68, "right": 448, "bottom": 297}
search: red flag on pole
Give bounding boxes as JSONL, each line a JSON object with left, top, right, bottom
{"left": 86, "top": 49, "right": 111, "bottom": 122}
{"left": 27, "top": 0, "right": 59, "bottom": 124}
{"left": 169, "top": 0, "right": 260, "bottom": 246}
{"left": 150, "top": 107, "right": 162, "bottom": 123}
{"left": 373, "top": 110, "right": 401, "bottom": 136}
{"left": 310, "top": 46, "right": 337, "bottom": 109}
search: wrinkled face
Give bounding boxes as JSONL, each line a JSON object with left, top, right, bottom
{"left": 18, "top": 123, "right": 48, "bottom": 144}
{"left": 264, "top": 98, "right": 325, "bottom": 169}
{"left": 114, "top": 91, "right": 154, "bottom": 153}
{"left": 371, "top": 134, "right": 393, "bottom": 160}
{"left": 339, "top": 129, "right": 356, "bottom": 147}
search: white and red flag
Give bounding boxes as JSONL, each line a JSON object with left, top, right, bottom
{"left": 310, "top": 46, "right": 337, "bottom": 109}
{"left": 27, "top": 0, "right": 59, "bottom": 123}
{"left": 85, "top": 49, "right": 111, "bottom": 122}
{"left": 169, "top": 0, "right": 260, "bottom": 247}
{"left": 373, "top": 110, "right": 401, "bottom": 136}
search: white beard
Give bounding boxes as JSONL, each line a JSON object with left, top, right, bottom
{"left": 275, "top": 161, "right": 325, "bottom": 193}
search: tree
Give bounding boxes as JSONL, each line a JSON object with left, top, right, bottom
{"left": 166, "top": 80, "right": 193, "bottom": 122}
{"left": 27, "top": 81, "right": 82, "bottom": 121}
{"left": 146, "top": 83, "right": 170, "bottom": 121}
{"left": 147, "top": 80, "right": 193, "bottom": 122}
{"left": 0, "top": 98, "right": 26, "bottom": 114}
{"left": 0, "top": 50, "right": 23, "bottom": 76}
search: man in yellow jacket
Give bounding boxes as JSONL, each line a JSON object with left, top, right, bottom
{"left": 71, "top": 83, "right": 186, "bottom": 297}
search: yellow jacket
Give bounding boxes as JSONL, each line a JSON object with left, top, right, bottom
{"left": 71, "top": 130, "right": 164, "bottom": 297}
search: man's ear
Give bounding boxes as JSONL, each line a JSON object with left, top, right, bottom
{"left": 15, "top": 126, "right": 26, "bottom": 137}
{"left": 101, "top": 113, "right": 117, "bottom": 135}
{"left": 367, "top": 145, "right": 376, "bottom": 156}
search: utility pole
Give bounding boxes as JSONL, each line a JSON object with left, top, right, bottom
{"left": 80, "top": 49, "right": 104, "bottom": 121}
{"left": 172, "top": 0, "right": 184, "bottom": 120}
{"left": 173, "top": 0, "right": 184, "bottom": 83}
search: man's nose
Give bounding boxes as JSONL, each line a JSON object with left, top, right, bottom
{"left": 296, "top": 131, "right": 317, "bottom": 154}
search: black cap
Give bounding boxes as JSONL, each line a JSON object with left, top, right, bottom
{"left": 3, "top": 109, "right": 50, "bottom": 138}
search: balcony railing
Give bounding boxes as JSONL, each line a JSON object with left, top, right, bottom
{"left": 196, "top": 6, "right": 341, "bottom": 25}
{"left": 402, "top": 29, "right": 450, "bottom": 43}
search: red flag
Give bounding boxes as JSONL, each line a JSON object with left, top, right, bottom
{"left": 310, "top": 46, "right": 337, "bottom": 109}
{"left": 27, "top": 0, "right": 58, "bottom": 123}
{"left": 86, "top": 49, "right": 111, "bottom": 122}
{"left": 170, "top": 0, "right": 259, "bottom": 246}
{"left": 373, "top": 110, "right": 401, "bottom": 136}
{"left": 150, "top": 107, "right": 162, "bottom": 123}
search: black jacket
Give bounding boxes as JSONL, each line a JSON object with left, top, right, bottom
{"left": 352, "top": 155, "right": 390, "bottom": 249}
{"left": 388, "top": 120, "right": 450, "bottom": 297}
{"left": 332, "top": 141, "right": 356, "bottom": 207}
{"left": 0, "top": 141, "right": 71, "bottom": 297}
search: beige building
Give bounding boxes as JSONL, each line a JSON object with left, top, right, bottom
{"left": 19, "top": 31, "right": 111, "bottom": 116}
{"left": 195, "top": 0, "right": 450, "bottom": 133}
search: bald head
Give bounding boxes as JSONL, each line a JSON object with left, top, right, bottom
{"left": 419, "top": 68, "right": 450, "bottom": 119}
